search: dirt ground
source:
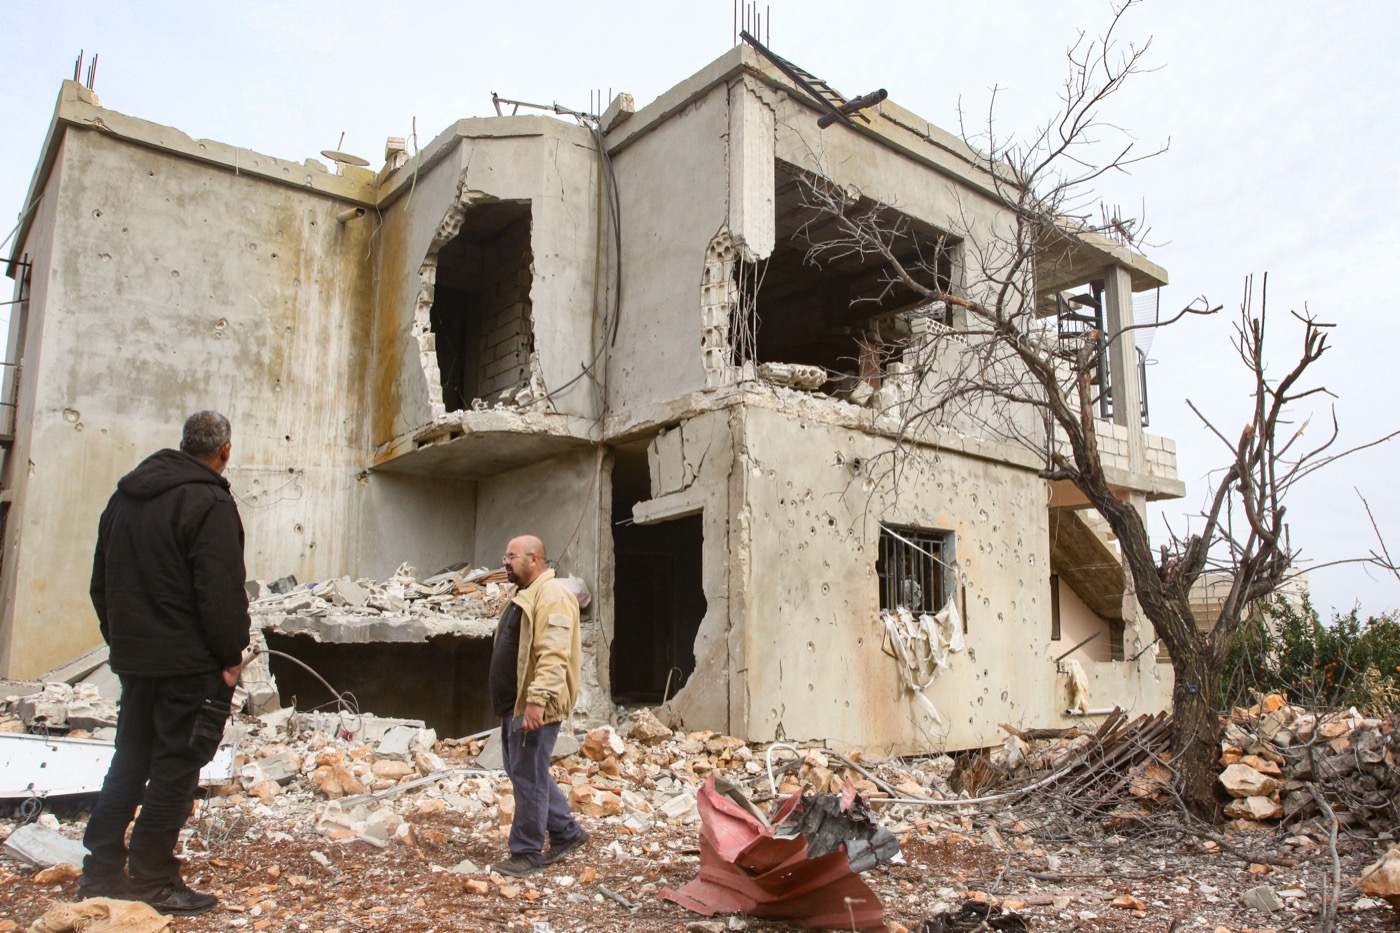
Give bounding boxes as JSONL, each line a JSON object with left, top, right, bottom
{"left": 3, "top": 796, "right": 1395, "bottom": 932}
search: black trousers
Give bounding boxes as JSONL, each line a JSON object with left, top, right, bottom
{"left": 82, "top": 671, "right": 233, "bottom": 896}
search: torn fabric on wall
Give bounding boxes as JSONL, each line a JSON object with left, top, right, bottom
{"left": 881, "top": 597, "right": 965, "bottom": 724}
{"left": 1063, "top": 658, "right": 1091, "bottom": 712}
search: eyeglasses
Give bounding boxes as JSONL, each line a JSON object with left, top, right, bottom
{"left": 502, "top": 553, "right": 534, "bottom": 563}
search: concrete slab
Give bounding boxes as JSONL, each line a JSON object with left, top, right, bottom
{"left": 3, "top": 823, "right": 88, "bottom": 869}
{"left": 39, "top": 644, "right": 109, "bottom": 684}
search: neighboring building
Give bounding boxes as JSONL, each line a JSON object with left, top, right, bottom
{"left": 0, "top": 43, "right": 1183, "bottom": 752}
{"left": 1188, "top": 570, "right": 1311, "bottom": 631}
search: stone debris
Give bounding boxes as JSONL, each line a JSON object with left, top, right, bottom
{"left": 248, "top": 561, "right": 594, "bottom": 646}
{"left": 1361, "top": 846, "right": 1400, "bottom": 909}
{"left": 1217, "top": 695, "right": 1398, "bottom": 833}
{"left": 757, "top": 362, "right": 827, "bottom": 391}
{"left": 248, "top": 562, "right": 513, "bottom": 641}
{"left": 2, "top": 683, "right": 116, "bottom": 736}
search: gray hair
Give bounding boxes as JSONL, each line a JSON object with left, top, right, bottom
{"left": 180, "top": 411, "right": 231, "bottom": 459}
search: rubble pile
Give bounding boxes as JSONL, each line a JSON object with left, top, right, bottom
{"left": 248, "top": 562, "right": 514, "bottom": 632}
{"left": 4, "top": 694, "right": 1400, "bottom": 930}
{"left": 0, "top": 683, "right": 115, "bottom": 737}
{"left": 204, "top": 706, "right": 976, "bottom": 854}
{"left": 1217, "top": 693, "right": 1399, "bottom": 833}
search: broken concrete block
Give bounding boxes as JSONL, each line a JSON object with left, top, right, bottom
{"left": 1219, "top": 763, "right": 1280, "bottom": 799}
{"left": 552, "top": 730, "right": 580, "bottom": 760}
{"left": 252, "top": 750, "right": 301, "bottom": 785}
{"left": 1223, "top": 795, "right": 1283, "bottom": 821}
{"left": 580, "top": 727, "right": 625, "bottom": 762}
{"left": 415, "top": 749, "right": 447, "bottom": 775}
{"left": 626, "top": 708, "right": 673, "bottom": 746}
{"left": 268, "top": 575, "right": 299, "bottom": 595}
{"left": 1238, "top": 754, "right": 1282, "bottom": 776}
{"left": 248, "top": 779, "right": 283, "bottom": 801}
{"left": 371, "top": 759, "right": 414, "bottom": 781}
{"left": 1240, "top": 884, "right": 1284, "bottom": 913}
{"left": 758, "top": 362, "right": 826, "bottom": 390}
{"left": 358, "top": 808, "right": 403, "bottom": 848}
{"left": 568, "top": 784, "right": 622, "bottom": 817}
{"left": 1361, "top": 846, "right": 1400, "bottom": 909}
{"left": 315, "top": 800, "right": 367, "bottom": 837}
{"left": 17, "top": 684, "right": 74, "bottom": 728}
{"left": 375, "top": 725, "right": 418, "bottom": 757}
{"left": 326, "top": 576, "right": 369, "bottom": 608}
{"left": 660, "top": 792, "right": 699, "bottom": 823}
{"left": 65, "top": 683, "right": 118, "bottom": 730}
{"left": 239, "top": 638, "right": 281, "bottom": 716}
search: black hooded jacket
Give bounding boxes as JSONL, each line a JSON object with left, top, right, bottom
{"left": 90, "top": 448, "right": 250, "bottom": 676}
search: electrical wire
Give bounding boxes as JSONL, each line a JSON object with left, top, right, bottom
{"left": 253, "top": 647, "right": 362, "bottom": 738}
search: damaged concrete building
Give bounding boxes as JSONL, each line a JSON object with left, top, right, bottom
{"left": 0, "top": 42, "right": 1183, "bottom": 753}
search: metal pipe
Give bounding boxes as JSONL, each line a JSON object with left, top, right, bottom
{"left": 336, "top": 207, "right": 365, "bottom": 224}
{"left": 1053, "top": 630, "right": 1101, "bottom": 663}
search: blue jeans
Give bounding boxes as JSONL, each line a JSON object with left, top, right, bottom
{"left": 500, "top": 718, "right": 580, "bottom": 864}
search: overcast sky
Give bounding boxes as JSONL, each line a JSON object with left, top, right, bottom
{"left": 2, "top": 1, "right": 1397, "bottom": 616}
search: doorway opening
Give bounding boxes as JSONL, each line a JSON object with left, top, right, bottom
{"left": 609, "top": 444, "right": 706, "bottom": 704}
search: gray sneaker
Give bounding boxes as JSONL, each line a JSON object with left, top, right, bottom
{"left": 491, "top": 854, "right": 542, "bottom": 877}
{"left": 543, "top": 829, "right": 589, "bottom": 865}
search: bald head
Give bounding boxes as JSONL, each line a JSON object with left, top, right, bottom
{"left": 503, "top": 535, "right": 546, "bottom": 587}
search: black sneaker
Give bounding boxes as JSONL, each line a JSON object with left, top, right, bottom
{"left": 490, "top": 854, "right": 542, "bottom": 877}
{"left": 543, "top": 829, "right": 589, "bottom": 865}
{"left": 143, "top": 881, "right": 219, "bottom": 916}
{"left": 77, "top": 876, "right": 128, "bottom": 900}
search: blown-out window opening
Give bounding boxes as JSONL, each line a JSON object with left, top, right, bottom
{"left": 877, "top": 524, "right": 954, "bottom": 615}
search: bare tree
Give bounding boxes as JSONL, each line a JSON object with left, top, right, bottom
{"left": 791, "top": 1, "right": 1394, "bottom": 816}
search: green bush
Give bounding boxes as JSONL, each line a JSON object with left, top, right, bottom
{"left": 1220, "top": 597, "right": 1400, "bottom": 715}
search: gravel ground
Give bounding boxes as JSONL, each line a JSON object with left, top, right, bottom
{"left": 3, "top": 792, "right": 1395, "bottom": 932}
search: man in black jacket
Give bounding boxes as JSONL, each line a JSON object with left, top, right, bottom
{"left": 80, "top": 411, "right": 251, "bottom": 916}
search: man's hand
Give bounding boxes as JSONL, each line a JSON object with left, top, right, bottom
{"left": 221, "top": 663, "right": 243, "bottom": 688}
{"left": 521, "top": 702, "right": 545, "bottom": 732}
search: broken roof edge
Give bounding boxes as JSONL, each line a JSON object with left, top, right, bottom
{"left": 7, "top": 80, "right": 378, "bottom": 279}
{"left": 601, "top": 46, "right": 1167, "bottom": 291}
{"left": 603, "top": 45, "right": 1016, "bottom": 205}
{"left": 375, "top": 115, "right": 597, "bottom": 210}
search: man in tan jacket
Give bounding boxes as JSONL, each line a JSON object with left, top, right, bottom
{"left": 487, "top": 535, "right": 587, "bottom": 876}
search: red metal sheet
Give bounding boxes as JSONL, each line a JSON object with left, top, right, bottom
{"left": 659, "top": 775, "right": 888, "bottom": 931}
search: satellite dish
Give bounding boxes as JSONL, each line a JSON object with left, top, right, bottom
{"left": 320, "top": 150, "right": 370, "bottom": 167}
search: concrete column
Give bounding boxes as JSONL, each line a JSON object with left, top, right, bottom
{"left": 1101, "top": 264, "right": 1146, "bottom": 475}
{"left": 727, "top": 78, "right": 775, "bottom": 263}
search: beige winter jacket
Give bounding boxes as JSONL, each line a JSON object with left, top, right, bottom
{"left": 505, "top": 568, "right": 581, "bottom": 723}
